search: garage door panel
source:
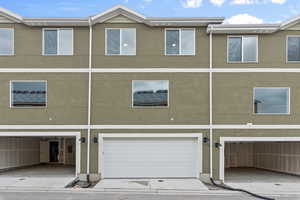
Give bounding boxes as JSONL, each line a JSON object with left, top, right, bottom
{"left": 102, "top": 138, "right": 199, "bottom": 178}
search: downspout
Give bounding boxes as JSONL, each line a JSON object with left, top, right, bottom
{"left": 209, "top": 30, "right": 213, "bottom": 179}
{"left": 87, "top": 16, "right": 93, "bottom": 183}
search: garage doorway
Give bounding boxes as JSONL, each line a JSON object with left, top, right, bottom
{"left": 98, "top": 133, "right": 203, "bottom": 179}
{"left": 219, "top": 137, "right": 300, "bottom": 182}
{"left": 0, "top": 132, "right": 80, "bottom": 188}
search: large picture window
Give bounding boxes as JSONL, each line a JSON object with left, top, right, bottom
{"left": 253, "top": 88, "right": 289, "bottom": 114}
{"left": 228, "top": 36, "right": 257, "bottom": 62}
{"left": 165, "top": 29, "right": 195, "bottom": 55}
{"left": 287, "top": 36, "right": 300, "bottom": 62}
{"left": 0, "top": 28, "right": 14, "bottom": 55}
{"left": 43, "top": 28, "right": 73, "bottom": 55}
{"left": 132, "top": 80, "right": 169, "bottom": 107}
{"left": 106, "top": 28, "right": 136, "bottom": 55}
{"left": 11, "top": 81, "right": 47, "bottom": 107}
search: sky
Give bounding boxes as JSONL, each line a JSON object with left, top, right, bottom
{"left": 1, "top": 0, "right": 300, "bottom": 24}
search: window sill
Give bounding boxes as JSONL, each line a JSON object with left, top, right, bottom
{"left": 227, "top": 61, "right": 258, "bottom": 64}
{"left": 10, "top": 107, "right": 47, "bottom": 109}
{"left": 105, "top": 54, "right": 136, "bottom": 56}
{"left": 132, "top": 106, "right": 169, "bottom": 109}
{"left": 165, "top": 54, "right": 196, "bottom": 56}
{"left": 253, "top": 113, "right": 290, "bottom": 116}
{"left": 0, "top": 54, "right": 15, "bottom": 56}
{"left": 42, "top": 54, "right": 74, "bottom": 56}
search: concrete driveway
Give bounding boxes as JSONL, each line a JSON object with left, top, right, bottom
{"left": 225, "top": 168, "right": 300, "bottom": 194}
{"left": 0, "top": 165, "right": 75, "bottom": 189}
{"left": 94, "top": 179, "right": 208, "bottom": 192}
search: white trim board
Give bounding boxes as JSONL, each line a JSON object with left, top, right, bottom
{"left": 0, "top": 131, "right": 81, "bottom": 176}
{"left": 4, "top": 68, "right": 300, "bottom": 73}
{"left": 219, "top": 137, "right": 300, "bottom": 182}
{"left": 4, "top": 124, "right": 300, "bottom": 130}
{"left": 98, "top": 133, "right": 203, "bottom": 178}
{"left": 0, "top": 125, "right": 88, "bottom": 129}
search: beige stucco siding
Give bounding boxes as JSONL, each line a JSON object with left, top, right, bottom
{"left": 213, "top": 72, "right": 300, "bottom": 124}
{"left": 212, "top": 30, "right": 300, "bottom": 68}
{"left": 92, "top": 23, "right": 209, "bottom": 68}
{"left": 212, "top": 130, "right": 300, "bottom": 180}
{"left": 0, "top": 73, "right": 88, "bottom": 125}
{"left": 0, "top": 24, "right": 89, "bottom": 68}
{"left": 91, "top": 73, "right": 209, "bottom": 124}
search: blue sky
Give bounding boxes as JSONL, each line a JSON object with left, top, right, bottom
{"left": 1, "top": 0, "right": 300, "bottom": 24}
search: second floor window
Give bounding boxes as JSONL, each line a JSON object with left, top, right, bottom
{"left": 253, "top": 87, "right": 289, "bottom": 115}
{"left": 10, "top": 81, "right": 47, "bottom": 108}
{"left": 132, "top": 80, "right": 169, "bottom": 107}
{"left": 228, "top": 36, "right": 257, "bottom": 63}
{"left": 106, "top": 28, "right": 136, "bottom": 55}
{"left": 43, "top": 28, "right": 73, "bottom": 55}
{"left": 0, "top": 28, "right": 14, "bottom": 55}
{"left": 287, "top": 36, "right": 300, "bottom": 62}
{"left": 165, "top": 29, "right": 195, "bottom": 55}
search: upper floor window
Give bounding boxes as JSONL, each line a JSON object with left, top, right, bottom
{"left": 253, "top": 87, "right": 289, "bottom": 115}
{"left": 106, "top": 28, "right": 136, "bottom": 55}
{"left": 132, "top": 80, "right": 169, "bottom": 107}
{"left": 10, "top": 81, "right": 47, "bottom": 108}
{"left": 0, "top": 28, "right": 14, "bottom": 55}
{"left": 43, "top": 28, "right": 73, "bottom": 55}
{"left": 287, "top": 36, "right": 300, "bottom": 62}
{"left": 165, "top": 28, "right": 195, "bottom": 55}
{"left": 228, "top": 36, "right": 258, "bottom": 63}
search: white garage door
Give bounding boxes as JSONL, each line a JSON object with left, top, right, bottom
{"left": 101, "top": 137, "right": 200, "bottom": 178}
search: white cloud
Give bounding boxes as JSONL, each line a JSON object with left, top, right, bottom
{"left": 210, "top": 0, "right": 226, "bottom": 6}
{"left": 224, "top": 13, "right": 264, "bottom": 24}
{"left": 182, "top": 0, "right": 203, "bottom": 8}
{"left": 271, "top": 0, "right": 286, "bottom": 4}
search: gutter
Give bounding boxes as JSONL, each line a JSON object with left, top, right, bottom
{"left": 86, "top": 16, "right": 93, "bottom": 183}
{"left": 209, "top": 30, "right": 213, "bottom": 179}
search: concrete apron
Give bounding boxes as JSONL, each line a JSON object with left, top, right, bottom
{"left": 0, "top": 165, "right": 76, "bottom": 190}
{"left": 93, "top": 179, "right": 209, "bottom": 193}
{"left": 0, "top": 177, "right": 75, "bottom": 190}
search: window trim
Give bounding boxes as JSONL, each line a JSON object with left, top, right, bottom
{"left": 0, "top": 28, "right": 14, "bottom": 56}
{"left": 10, "top": 80, "right": 48, "bottom": 108}
{"left": 164, "top": 28, "right": 196, "bottom": 56}
{"left": 131, "top": 80, "right": 170, "bottom": 108}
{"left": 105, "top": 28, "right": 136, "bottom": 56}
{"left": 227, "top": 35, "right": 258, "bottom": 63}
{"left": 252, "top": 87, "right": 290, "bottom": 115}
{"left": 286, "top": 35, "right": 300, "bottom": 63}
{"left": 42, "top": 28, "right": 74, "bottom": 56}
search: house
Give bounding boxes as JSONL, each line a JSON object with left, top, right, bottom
{"left": 0, "top": 5, "right": 300, "bottom": 185}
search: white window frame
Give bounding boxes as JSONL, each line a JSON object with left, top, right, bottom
{"left": 0, "top": 28, "right": 14, "bottom": 56}
{"left": 253, "top": 87, "right": 290, "bottom": 115}
{"left": 42, "top": 28, "right": 73, "bottom": 56}
{"left": 165, "top": 28, "right": 196, "bottom": 56}
{"left": 10, "top": 80, "right": 48, "bottom": 108}
{"left": 105, "top": 28, "right": 136, "bottom": 56}
{"left": 286, "top": 35, "right": 300, "bottom": 63}
{"left": 132, "top": 80, "right": 170, "bottom": 108}
{"left": 227, "top": 35, "right": 258, "bottom": 63}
